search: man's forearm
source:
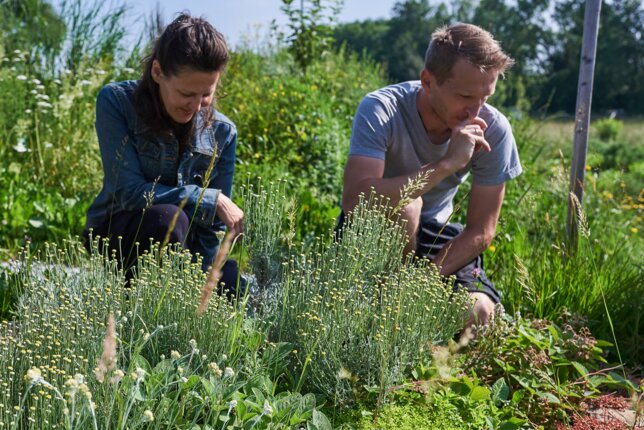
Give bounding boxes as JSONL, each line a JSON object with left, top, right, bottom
{"left": 342, "top": 159, "right": 454, "bottom": 213}
{"left": 433, "top": 227, "right": 491, "bottom": 276}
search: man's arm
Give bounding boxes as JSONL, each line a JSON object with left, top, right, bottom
{"left": 341, "top": 156, "right": 454, "bottom": 213}
{"left": 342, "top": 117, "right": 491, "bottom": 213}
{"left": 433, "top": 183, "right": 505, "bottom": 276}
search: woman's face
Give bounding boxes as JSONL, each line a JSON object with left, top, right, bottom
{"left": 152, "top": 60, "right": 221, "bottom": 124}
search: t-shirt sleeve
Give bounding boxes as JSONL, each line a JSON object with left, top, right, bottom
{"left": 471, "top": 110, "right": 522, "bottom": 185}
{"left": 348, "top": 95, "right": 392, "bottom": 160}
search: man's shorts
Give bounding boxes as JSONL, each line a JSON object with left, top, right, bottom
{"left": 335, "top": 212, "right": 500, "bottom": 304}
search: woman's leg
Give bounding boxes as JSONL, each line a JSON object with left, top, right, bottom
{"left": 89, "top": 204, "right": 189, "bottom": 277}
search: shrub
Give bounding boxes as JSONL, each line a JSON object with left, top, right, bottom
{"left": 593, "top": 117, "right": 623, "bottom": 142}
{"left": 220, "top": 47, "right": 387, "bottom": 240}
{"left": 0, "top": 239, "right": 327, "bottom": 429}
{"left": 242, "top": 181, "right": 470, "bottom": 403}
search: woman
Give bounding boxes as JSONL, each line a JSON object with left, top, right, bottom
{"left": 84, "top": 13, "right": 244, "bottom": 295}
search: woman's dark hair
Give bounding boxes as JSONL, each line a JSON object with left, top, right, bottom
{"left": 134, "top": 13, "right": 229, "bottom": 148}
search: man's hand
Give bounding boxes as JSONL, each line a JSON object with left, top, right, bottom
{"left": 442, "top": 115, "right": 491, "bottom": 173}
{"left": 215, "top": 194, "right": 244, "bottom": 236}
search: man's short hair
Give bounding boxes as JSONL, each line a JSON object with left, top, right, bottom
{"left": 424, "top": 23, "right": 514, "bottom": 84}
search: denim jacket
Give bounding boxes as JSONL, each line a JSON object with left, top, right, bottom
{"left": 85, "top": 80, "right": 237, "bottom": 270}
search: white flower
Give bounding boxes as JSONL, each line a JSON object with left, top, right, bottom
{"left": 337, "top": 367, "right": 352, "bottom": 380}
{"left": 208, "top": 362, "right": 222, "bottom": 377}
{"left": 31, "top": 78, "right": 41, "bottom": 85}
{"left": 13, "top": 138, "right": 28, "bottom": 153}
{"left": 37, "top": 101, "right": 52, "bottom": 109}
{"left": 109, "top": 369, "right": 125, "bottom": 385}
{"left": 229, "top": 399, "right": 237, "bottom": 408}
{"left": 223, "top": 367, "right": 234, "bottom": 378}
{"left": 123, "top": 67, "right": 135, "bottom": 74}
{"left": 179, "top": 377, "right": 188, "bottom": 383}
{"left": 79, "top": 79, "right": 92, "bottom": 86}
{"left": 53, "top": 79, "right": 62, "bottom": 85}
{"left": 96, "top": 69, "right": 106, "bottom": 75}
{"left": 262, "top": 400, "right": 273, "bottom": 416}
{"left": 170, "top": 350, "right": 181, "bottom": 360}
{"left": 189, "top": 339, "right": 197, "bottom": 350}
{"left": 135, "top": 367, "right": 145, "bottom": 381}
{"left": 24, "top": 367, "right": 42, "bottom": 384}
{"left": 143, "top": 410, "right": 154, "bottom": 422}
{"left": 16, "top": 75, "right": 27, "bottom": 81}
{"left": 25, "top": 109, "right": 32, "bottom": 114}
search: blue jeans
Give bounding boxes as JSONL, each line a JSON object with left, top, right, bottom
{"left": 84, "top": 204, "right": 245, "bottom": 299}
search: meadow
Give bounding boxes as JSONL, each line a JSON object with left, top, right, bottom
{"left": 0, "top": 2, "right": 643, "bottom": 429}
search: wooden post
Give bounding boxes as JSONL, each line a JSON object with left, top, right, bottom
{"left": 567, "top": 0, "right": 602, "bottom": 248}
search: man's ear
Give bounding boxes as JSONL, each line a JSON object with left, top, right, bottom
{"left": 420, "top": 69, "right": 432, "bottom": 89}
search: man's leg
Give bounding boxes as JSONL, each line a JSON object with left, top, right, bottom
{"left": 415, "top": 218, "right": 500, "bottom": 328}
{"left": 334, "top": 197, "right": 423, "bottom": 256}
{"left": 399, "top": 197, "right": 423, "bottom": 256}
{"left": 466, "top": 292, "right": 496, "bottom": 328}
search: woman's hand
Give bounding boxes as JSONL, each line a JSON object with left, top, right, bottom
{"left": 215, "top": 194, "right": 244, "bottom": 236}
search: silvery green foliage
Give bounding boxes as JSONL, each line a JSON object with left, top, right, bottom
{"left": 242, "top": 181, "right": 470, "bottom": 403}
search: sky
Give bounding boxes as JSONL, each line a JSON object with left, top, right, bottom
{"left": 56, "top": 0, "right": 400, "bottom": 48}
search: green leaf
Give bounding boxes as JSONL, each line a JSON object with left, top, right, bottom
{"left": 450, "top": 380, "right": 473, "bottom": 396}
{"left": 547, "top": 325, "right": 560, "bottom": 342}
{"left": 537, "top": 391, "right": 561, "bottom": 404}
{"left": 571, "top": 361, "right": 589, "bottom": 379}
{"left": 470, "top": 386, "right": 491, "bottom": 401}
{"left": 511, "top": 375, "right": 535, "bottom": 395}
{"left": 491, "top": 378, "right": 510, "bottom": 403}
{"left": 499, "top": 417, "right": 528, "bottom": 430}
{"left": 132, "top": 385, "right": 146, "bottom": 401}
{"left": 595, "top": 339, "right": 613, "bottom": 347}
{"left": 499, "top": 422, "right": 520, "bottom": 430}
{"left": 311, "top": 409, "right": 332, "bottom": 430}
{"left": 511, "top": 389, "right": 525, "bottom": 405}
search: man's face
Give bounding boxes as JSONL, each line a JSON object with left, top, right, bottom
{"left": 423, "top": 58, "right": 498, "bottom": 129}
{"left": 152, "top": 60, "right": 221, "bottom": 124}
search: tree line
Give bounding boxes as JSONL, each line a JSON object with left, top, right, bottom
{"left": 2, "top": 0, "right": 642, "bottom": 116}
{"left": 333, "top": 0, "right": 644, "bottom": 116}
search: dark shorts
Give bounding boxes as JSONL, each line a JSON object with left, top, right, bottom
{"left": 415, "top": 217, "right": 499, "bottom": 303}
{"left": 335, "top": 212, "right": 500, "bottom": 304}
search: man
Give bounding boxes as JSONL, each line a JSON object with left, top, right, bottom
{"left": 340, "top": 23, "right": 522, "bottom": 326}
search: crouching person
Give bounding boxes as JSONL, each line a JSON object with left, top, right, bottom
{"left": 339, "top": 23, "right": 522, "bottom": 328}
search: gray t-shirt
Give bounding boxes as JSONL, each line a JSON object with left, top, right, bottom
{"left": 349, "top": 81, "right": 522, "bottom": 224}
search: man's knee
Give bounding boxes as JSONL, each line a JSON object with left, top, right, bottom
{"left": 399, "top": 197, "right": 422, "bottom": 253}
{"left": 399, "top": 197, "right": 422, "bottom": 232}
{"left": 467, "top": 292, "right": 496, "bottom": 327}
